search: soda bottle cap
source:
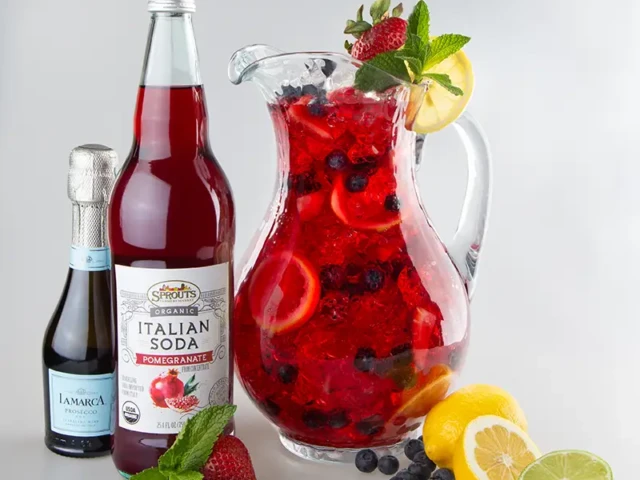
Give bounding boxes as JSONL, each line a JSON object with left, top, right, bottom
{"left": 68, "top": 144, "right": 118, "bottom": 204}
{"left": 148, "top": 0, "right": 196, "bottom": 13}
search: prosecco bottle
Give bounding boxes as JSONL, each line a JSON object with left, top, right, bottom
{"left": 109, "top": 0, "right": 235, "bottom": 476}
{"left": 42, "top": 144, "right": 118, "bottom": 458}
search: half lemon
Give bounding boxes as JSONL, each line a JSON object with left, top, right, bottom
{"left": 453, "top": 415, "right": 540, "bottom": 480}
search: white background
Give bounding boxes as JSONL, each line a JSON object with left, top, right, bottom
{"left": 0, "top": 0, "right": 637, "bottom": 478}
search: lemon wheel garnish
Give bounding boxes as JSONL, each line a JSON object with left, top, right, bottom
{"left": 453, "top": 415, "right": 540, "bottom": 480}
{"left": 412, "top": 49, "right": 474, "bottom": 134}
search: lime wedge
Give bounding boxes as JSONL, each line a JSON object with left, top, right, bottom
{"left": 519, "top": 450, "right": 613, "bottom": 480}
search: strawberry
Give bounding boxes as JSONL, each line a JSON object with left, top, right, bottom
{"left": 201, "top": 435, "right": 257, "bottom": 480}
{"left": 345, "top": 2, "right": 408, "bottom": 62}
{"left": 351, "top": 17, "right": 408, "bottom": 61}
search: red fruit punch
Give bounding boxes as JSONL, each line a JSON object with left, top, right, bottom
{"left": 202, "top": 436, "right": 257, "bottom": 480}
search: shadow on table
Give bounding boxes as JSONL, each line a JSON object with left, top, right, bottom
{"left": 236, "top": 420, "right": 356, "bottom": 479}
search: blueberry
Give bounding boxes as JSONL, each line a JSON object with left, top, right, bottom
{"left": 263, "top": 398, "right": 281, "bottom": 417}
{"left": 277, "top": 364, "right": 298, "bottom": 384}
{"left": 320, "top": 265, "right": 346, "bottom": 290}
{"left": 412, "top": 452, "right": 436, "bottom": 474}
{"left": 408, "top": 462, "right": 431, "bottom": 479}
{"left": 307, "top": 101, "right": 327, "bottom": 117}
{"left": 385, "top": 194, "right": 401, "bottom": 212}
{"left": 345, "top": 173, "right": 368, "bottom": 192}
{"left": 325, "top": 151, "right": 348, "bottom": 171}
{"left": 327, "top": 409, "right": 350, "bottom": 429}
{"left": 288, "top": 171, "right": 321, "bottom": 195}
{"left": 393, "top": 470, "right": 417, "bottom": 480}
{"left": 355, "top": 415, "right": 384, "bottom": 436}
{"left": 302, "top": 409, "right": 327, "bottom": 429}
{"left": 431, "top": 469, "right": 455, "bottom": 480}
{"left": 404, "top": 439, "right": 425, "bottom": 461}
{"left": 364, "top": 268, "right": 385, "bottom": 292}
{"left": 355, "top": 449, "right": 378, "bottom": 473}
{"left": 391, "top": 343, "right": 413, "bottom": 366}
{"left": 280, "top": 84, "right": 302, "bottom": 100}
{"left": 321, "top": 59, "right": 337, "bottom": 77}
{"left": 378, "top": 455, "right": 400, "bottom": 475}
{"left": 354, "top": 347, "right": 377, "bottom": 373}
{"left": 302, "top": 84, "right": 320, "bottom": 96}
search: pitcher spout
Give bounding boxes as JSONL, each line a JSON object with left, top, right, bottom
{"left": 228, "top": 44, "right": 284, "bottom": 85}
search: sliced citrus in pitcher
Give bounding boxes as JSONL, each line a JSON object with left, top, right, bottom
{"left": 330, "top": 172, "right": 402, "bottom": 231}
{"left": 394, "top": 364, "right": 453, "bottom": 419}
{"left": 453, "top": 415, "right": 540, "bottom": 480}
{"left": 249, "top": 252, "right": 320, "bottom": 334}
{"left": 519, "top": 450, "right": 613, "bottom": 480}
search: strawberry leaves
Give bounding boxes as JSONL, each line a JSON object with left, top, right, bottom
{"left": 349, "top": 0, "right": 470, "bottom": 95}
{"left": 370, "top": 0, "right": 391, "bottom": 24}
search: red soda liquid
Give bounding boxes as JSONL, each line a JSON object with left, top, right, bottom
{"left": 110, "top": 86, "right": 235, "bottom": 475}
{"left": 234, "top": 86, "right": 469, "bottom": 450}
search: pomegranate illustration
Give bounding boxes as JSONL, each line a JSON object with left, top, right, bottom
{"left": 166, "top": 395, "right": 199, "bottom": 413}
{"left": 149, "top": 369, "right": 185, "bottom": 408}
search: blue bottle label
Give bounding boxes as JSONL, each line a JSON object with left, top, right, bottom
{"left": 48, "top": 370, "right": 115, "bottom": 437}
{"left": 69, "top": 246, "right": 111, "bottom": 271}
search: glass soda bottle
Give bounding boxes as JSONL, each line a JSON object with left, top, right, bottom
{"left": 109, "top": 0, "right": 235, "bottom": 476}
{"left": 43, "top": 145, "right": 118, "bottom": 458}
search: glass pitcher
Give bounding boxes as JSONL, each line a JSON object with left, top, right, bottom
{"left": 229, "top": 45, "right": 491, "bottom": 463}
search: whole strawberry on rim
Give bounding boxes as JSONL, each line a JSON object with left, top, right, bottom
{"left": 345, "top": 1, "right": 407, "bottom": 61}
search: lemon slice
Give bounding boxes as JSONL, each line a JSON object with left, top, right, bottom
{"left": 412, "top": 50, "right": 474, "bottom": 134}
{"left": 519, "top": 450, "right": 613, "bottom": 480}
{"left": 393, "top": 364, "right": 453, "bottom": 420}
{"left": 453, "top": 415, "right": 540, "bottom": 480}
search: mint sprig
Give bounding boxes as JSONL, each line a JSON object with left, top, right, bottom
{"left": 353, "top": 0, "right": 470, "bottom": 94}
{"left": 131, "top": 405, "right": 237, "bottom": 480}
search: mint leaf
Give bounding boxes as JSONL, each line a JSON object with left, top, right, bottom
{"left": 402, "top": 34, "right": 429, "bottom": 76}
{"left": 423, "top": 34, "right": 470, "bottom": 71}
{"left": 355, "top": 52, "right": 411, "bottom": 92}
{"left": 370, "top": 0, "right": 391, "bottom": 23}
{"left": 396, "top": 54, "right": 423, "bottom": 80}
{"left": 345, "top": 20, "right": 372, "bottom": 35}
{"left": 169, "top": 473, "right": 203, "bottom": 480}
{"left": 423, "top": 73, "right": 464, "bottom": 96}
{"left": 408, "top": 0, "right": 430, "bottom": 41}
{"left": 392, "top": 3, "right": 403, "bottom": 17}
{"left": 131, "top": 468, "right": 167, "bottom": 480}
{"left": 158, "top": 405, "right": 237, "bottom": 474}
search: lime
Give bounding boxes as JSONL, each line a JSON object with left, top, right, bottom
{"left": 519, "top": 450, "right": 613, "bottom": 480}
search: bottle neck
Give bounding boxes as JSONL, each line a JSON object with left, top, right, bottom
{"left": 135, "top": 12, "right": 209, "bottom": 157}
{"left": 70, "top": 203, "right": 110, "bottom": 271}
{"left": 141, "top": 12, "right": 201, "bottom": 87}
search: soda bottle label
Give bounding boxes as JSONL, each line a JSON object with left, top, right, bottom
{"left": 115, "top": 264, "right": 230, "bottom": 434}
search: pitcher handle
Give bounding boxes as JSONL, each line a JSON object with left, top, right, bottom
{"left": 416, "top": 112, "right": 492, "bottom": 299}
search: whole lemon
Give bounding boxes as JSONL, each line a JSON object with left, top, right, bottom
{"left": 422, "top": 384, "right": 527, "bottom": 468}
